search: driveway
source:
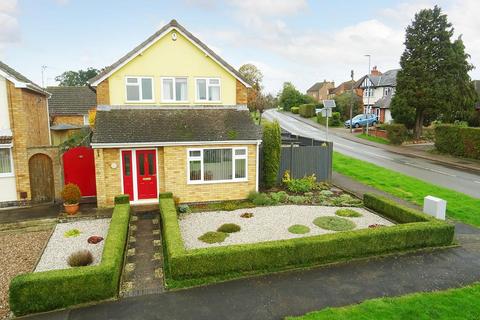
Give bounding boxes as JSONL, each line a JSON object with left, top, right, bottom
{"left": 263, "top": 109, "right": 480, "bottom": 198}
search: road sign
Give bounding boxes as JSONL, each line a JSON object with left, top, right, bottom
{"left": 322, "top": 100, "right": 336, "bottom": 109}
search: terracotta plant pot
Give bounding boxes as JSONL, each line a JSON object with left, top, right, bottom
{"left": 64, "top": 203, "right": 79, "bottom": 215}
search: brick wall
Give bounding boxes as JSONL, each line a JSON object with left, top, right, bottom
{"left": 163, "top": 144, "right": 257, "bottom": 203}
{"left": 53, "top": 115, "right": 84, "bottom": 126}
{"left": 95, "top": 148, "right": 121, "bottom": 207}
{"left": 236, "top": 80, "right": 248, "bottom": 105}
{"left": 96, "top": 79, "right": 110, "bottom": 105}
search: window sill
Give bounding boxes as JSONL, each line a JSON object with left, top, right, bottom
{"left": 187, "top": 178, "right": 248, "bottom": 185}
{"left": 194, "top": 100, "right": 222, "bottom": 104}
{"left": 0, "top": 173, "right": 14, "bottom": 178}
{"left": 125, "top": 100, "right": 156, "bottom": 104}
{"left": 160, "top": 100, "right": 190, "bottom": 104}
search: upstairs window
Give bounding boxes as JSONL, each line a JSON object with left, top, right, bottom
{"left": 383, "top": 87, "right": 392, "bottom": 97}
{"left": 161, "top": 77, "right": 188, "bottom": 102}
{"left": 125, "top": 77, "right": 154, "bottom": 102}
{"left": 196, "top": 78, "right": 221, "bottom": 102}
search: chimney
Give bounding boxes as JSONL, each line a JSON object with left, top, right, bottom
{"left": 371, "top": 66, "right": 382, "bottom": 76}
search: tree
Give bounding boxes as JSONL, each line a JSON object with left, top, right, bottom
{"left": 249, "top": 92, "right": 276, "bottom": 124}
{"left": 262, "top": 121, "right": 281, "bottom": 188}
{"left": 278, "top": 82, "right": 313, "bottom": 111}
{"left": 391, "top": 6, "right": 476, "bottom": 139}
{"left": 239, "top": 63, "right": 263, "bottom": 89}
{"left": 55, "top": 68, "right": 100, "bottom": 86}
{"left": 334, "top": 91, "right": 363, "bottom": 120}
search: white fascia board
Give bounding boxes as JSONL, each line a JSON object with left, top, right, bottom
{"left": 90, "top": 27, "right": 251, "bottom": 88}
{"left": 91, "top": 140, "right": 262, "bottom": 149}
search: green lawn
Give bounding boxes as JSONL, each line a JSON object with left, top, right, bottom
{"left": 333, "top": 152, "right": 480, "bottom": 226}
{"left": 286, "top": 283, "right": 480, "bottom": 320}
{"left": 356, "top": 133, "right": 390, "bottom": 145}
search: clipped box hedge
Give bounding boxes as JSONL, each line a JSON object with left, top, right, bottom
{"left": 299, "top": 104, "right": 316, "bottom": 118}
{"left": 291, "top": 107, "right": 300, "bottom": 114}
{"left": 9, "top": 196, "right": 131, "bottom": 316}
{"left": 159, "top": 192, "right": 454, "bottom": 280}
{"left": 434, "top": 124, "right": 480, "bottom": 159}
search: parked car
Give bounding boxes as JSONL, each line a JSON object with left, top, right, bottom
{"left": 344, "top": 114, "right": 378, "bottom": 128}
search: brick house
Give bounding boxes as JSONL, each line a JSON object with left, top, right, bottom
{"left": 306, "top": 80, "right": 335, "bottom": 102}
{"left": 46, "top": 86, "right": 96, "bottom": 145}
{"left": 88, "top": 19, "right": 261, "bottom": 207}
{"left": 0, "top": 61, "right": 62, "bottom": 206}
{"left": 327, "top": 80, "right": 363, "bottom": 99}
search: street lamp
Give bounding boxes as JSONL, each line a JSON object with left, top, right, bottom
{"left": 364, "top": 54, "right": 371, "bottom": 136}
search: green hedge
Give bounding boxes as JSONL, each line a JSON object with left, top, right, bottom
{"left": 299, "top": 104, "right": 316, "bottom": 118}
{"left": 385, "top": 123, "right": 407, "bottom": 145}
{"left": 262, "top": 121, "right": 281, "bottom": 188}
{"left": 159, "top": 193, "right": 453, "bottom": 280}
{"left": 317, "top": 112, "right": 341, "bottom": 127}
{"left": 9, "top": 201, "right": 130, "bottom": 316}
{"left": 291, "top": 107, "right": 299, "bottom": 114}
{"left": 435, "top": 124, "right": 480, "bottom": 159}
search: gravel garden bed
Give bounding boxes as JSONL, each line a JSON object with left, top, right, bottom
{"left": 179, "top": 205, "right": 394, "bottom": 249}
{"left": 0, "top": 230, "right": 51, "bottom": 319}
{"left": 35, "top": 219, "right": 110, "bottom": 272}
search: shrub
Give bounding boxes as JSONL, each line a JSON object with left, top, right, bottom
{"left": 434, "top": 124, "right": 480, "bottom": 159}
{"left": 288, "top": 225, "right": 310, "bottom": 234}
{"left": 287, "top": 195, "right": 308, "bottom": 204}
{"left": 222, "top": 202, "right": 241, "bottom": 211}
{"left": 330, "top": 112, "right": 341, "bottom": 127}
{"left": 159, "top": 194, "right": 454, "bottom": 280}
{"left": 217, "top": 223, "right": 241, "bottom": 233}
{"left": 270, "top": 191, "right": 288, "bottom": 203}
{"left": 250, "top": 192, "right": 274, "bottom": 206}
{"left": 299, "top": 104, "right": 316, "bottom": 118}
{"left": 283, "top": 171, "right": 316, "bottom": 193}
{"left": 9, "top": 200, "right": 130, "bottom": 316}
{"left": 198, "top": 231, "right": 228, "bottom": 244}
{"left": 313, "top": 216, "right": 356, "bottom": 231}
{"left": 64, "top": 229, "right": 81, "bottom": 238}
{"left": 114, "top": 194, "right": 129, "bottom": 205}
{"left": 178, "top": 204, "right": 190, "bottom": 213}
{"left": 384, "top": 124, "right": 408, "bottom": 145}
{"left": 240, "top": 212, "right": 254, "bottom": 218}
{"left": 291, "top": 107, "right": 300, "bottom": 114}
{"left": 262, "top": 121, "right": 281, "bottom": 188}
{"left": 61, "top": 183, "right": 81, "bottom": 204}
{"left": 335, "top": 209, "right": 362, "bottom": 218}
{"left": 67, "top": 250, "right": 93, "bottom": 267}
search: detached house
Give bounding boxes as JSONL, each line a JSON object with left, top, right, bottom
{"left": 355, "top": 67, "right": 399, "bottom": 123}
{"left": 0, "top": 61, "right": 61, "bottom": 206}
{"left": 306, "top": 80, "right": 335, "bottom": 102}
{"left": 88, "top": 19, "right": 261, "bottom": 207}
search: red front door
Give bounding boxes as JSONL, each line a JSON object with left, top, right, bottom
{"left": 122, "top": 150, "right": 134, "bottom": 200}
{"left": 63, "top": 146, "right": 97, "bottom": 197}
{"left": 136, "top": 150, "right": 157, "bottom": 199}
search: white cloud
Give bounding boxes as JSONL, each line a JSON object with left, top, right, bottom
{"left": 0, "top": 0, "right": 19, "bottom": 49}
{"left": 228, "top": 0, "right": 307, "bottom": 16}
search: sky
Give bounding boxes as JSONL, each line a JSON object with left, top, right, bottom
{"left": 1, "top": 0, "right": 480, "bottom": 95}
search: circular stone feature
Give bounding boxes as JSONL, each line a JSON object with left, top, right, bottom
{"left": 198, "top": 231, "right": 229, "bottom": 244}
{"left": 288, "top": 224, "right": 310, "bottom": 234}
{"left": 217, "top": 223, "right": 241, "bottom": 233}
{"left": 313, "top": 216, "right": 356, "bottom": 231}
{"left": 335, "top": 208, "right": 362, "bottom": 218}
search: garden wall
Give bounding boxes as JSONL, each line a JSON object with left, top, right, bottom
{"left": 434, "top": 125, "right": 480, "bottom": 160}
{"left": 159, "top": 192, "right": 454, "bottom": 280}
{"left": 9, "top": 195, "right": 131, "bottom": 316}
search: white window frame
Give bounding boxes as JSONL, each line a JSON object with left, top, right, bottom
{"left": 83, "top": 115, "right": 89, "bottom": 126}
{"left": 187, "top": 147, "right": 248, "bottom": 184}
{"left": 125, "top": 76, "right": 155, "bottom": 103}
{"left": 0, "top": 145, "right": 14, "bottom": 178}
{"left": 160, "top": 77, "right": 189, "bottom": 103}
{"left": 195, "top": 77, "right": 221, "bottom": 103}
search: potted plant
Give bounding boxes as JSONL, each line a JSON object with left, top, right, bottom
{"left": 61, "top": 183, "right": 81, "bottom": 215}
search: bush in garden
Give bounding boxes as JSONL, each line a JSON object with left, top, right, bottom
{"left": 291, "top": 106, "right": 299, "bottom": 114}
{"left": 270, "top": 191, "right": 288, "bottom": 203}
{"left": 313, "top": 216, "right": 356, "bottom": 231}
{"left": 299, "top": 104, "right": 316, "bottom": 118}
{"left": 217, "top": 223, "right": 241, "bottom": 233}
{"left": 248, "top": 192, "right": 274, "bottom": 206}
{"left": 198, "top": 231, "right": 228, "bottom": 244}
{"left": 67, "top": 250, "right": 93, "bottom": 267}
{"left": 61, "top": 183, "right": 81, "bottom": 204}
{"left": 434, "top": 124, "right": 480, "bottom": 159}
{"left": 330, "top": 112, "right": 341, "bottom": 127}
{"left": 262, "top": 121, "right": 281, "bottom": 188}
{"left": 384, "top": 124, "right": 408, "bottom": 145}
{"left": 288, "top": 224, "right": 310, "bottom": 234}
{"left": 282, "top": 171, "right": 316, "bottom": 193}
{"left": 64, "top": 229, "right": 81, "bottom": 238}
{"left": 178, "top": 204, "right": 190, "bottom": 213}
{"left": 335, "top": 208, "right": 362, "bottom": 218}
{"left": 287, "top": 195, "right": 308, "bottom": 204}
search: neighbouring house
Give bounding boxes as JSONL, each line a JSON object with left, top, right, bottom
{"left": 355, "top": 67, "right": 399, "bottom": 123}
{"left": 46, "top": 86, "right": 97, "bottom": 145}
{"left": 327, "top": 80, "right": 363, "bottom": 99}
{"left": 0, "top": 61, "right": 62, "bottom": 207}
{"left": 473, "top": 80, "right": 480, "bottom": 112}
{"left": 88, "top": 19, "right": 261, "bottom": 207}
{"left": 306, "top": 80, "right": 335, "bottom": 102}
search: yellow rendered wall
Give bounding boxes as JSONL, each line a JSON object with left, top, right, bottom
{"left": 108, "top": 30, "right": 237, "bottom": 105}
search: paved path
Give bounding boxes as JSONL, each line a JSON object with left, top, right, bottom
{"left": 24, "top": 186, "right": 480, "bottom": 320}
{"left": 264, "top": 109, "right": 480, "bottom": 198}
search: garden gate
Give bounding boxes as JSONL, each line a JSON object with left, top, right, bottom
{"left": 62, "top": 146, "right": 96, "bottom": 197}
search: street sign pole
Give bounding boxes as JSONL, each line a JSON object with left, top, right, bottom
{"left": 322, "top": 100, "right": 336, "bottom": 143}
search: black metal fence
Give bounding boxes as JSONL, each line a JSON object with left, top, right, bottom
{"left": 259, "top": 133, "right": 333, "bottom": 187}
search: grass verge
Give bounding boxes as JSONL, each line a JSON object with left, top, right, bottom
{"left": 356, "top": 133, "right": 390, "bottom": 145}
{"left": 286, "top": 283, "right": 480, "bottom": 320}
{"left": 333, "top": 151, "right": 480, "bottom": 226}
